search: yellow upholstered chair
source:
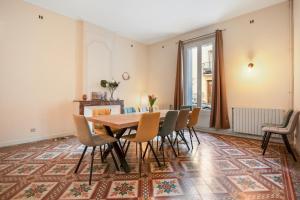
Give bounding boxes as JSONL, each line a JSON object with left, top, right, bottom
{"left": 187, "top": 107, "right": 201, "bottom": 148}
{"left": 122, "top": 112, "right": 161, "bottom": 177}
{"left": 92, "top": 108, "right": 119, "bottom": 134}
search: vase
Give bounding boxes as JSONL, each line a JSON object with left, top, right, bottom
{"left": 149, "top": 106, "right": 153, "bottom": 112}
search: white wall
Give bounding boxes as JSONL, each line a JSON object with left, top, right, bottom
{"left": 0, "top": 0, "right": 82, "bottom": 146}
{"left": 0, "top": 0, "right": 148, "bottom": 146}
{"left": 294, "top": 0, "right": 300, "bottom": 153}
{"left": 83, "top": 22, "right": 148, "bottom": 106}
{"left": 148, "top": 2, "right": 291, "bottom": 127}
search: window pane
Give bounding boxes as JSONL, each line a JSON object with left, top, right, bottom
{"left": 191, "top": 47, "right": 198, "bottom": 106}
{"left": 201, "top": 43, "right": 213, "bottom": 109}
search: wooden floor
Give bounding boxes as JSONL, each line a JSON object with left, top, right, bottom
{"left": 0, "top": 131, "right": 299, "bottom": 200}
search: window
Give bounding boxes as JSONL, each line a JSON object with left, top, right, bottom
{"left": 183, "top": 37, "right": 215, "bottom": 110}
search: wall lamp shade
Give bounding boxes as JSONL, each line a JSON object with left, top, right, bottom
{"left": 248, "top": 63, "right": 254, "bottom": 69}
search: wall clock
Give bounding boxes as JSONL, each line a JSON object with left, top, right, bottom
{"left": 122, "top": 72, "right": 130, "bottom": 80}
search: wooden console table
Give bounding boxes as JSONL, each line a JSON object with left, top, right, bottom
{"left": 73, "top": 100, "right": 124, "bottom": 115}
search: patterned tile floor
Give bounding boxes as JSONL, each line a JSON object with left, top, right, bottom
{"left": 0, "top": 132, "right": 299, "bottom": 200}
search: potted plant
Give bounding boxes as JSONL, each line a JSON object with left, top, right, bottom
{"left": 100, "top": 79, "right": 120, "bottom": 100}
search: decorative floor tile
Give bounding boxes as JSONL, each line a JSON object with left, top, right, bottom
{"left": 35, "top": 152, "right": 61, "bottom": 160}
{"left": 64, "top": 152, "right": 83, "bottom": 160}
{"left": 5, "top": 152, "right": 34, "bottom": 160}
{"left": 106, "top": 180, "right": 139, "bottom": 199}
{"left": 262, "top": 174, "right": 284, "bottom": 189}
{"left": 0, "top": 164, "right": 10, "bottom": 171}
{"left": 150, "top": 162, "right": 174, "bottom": 173}
{"left": 6, "top": 164, "right": 43, "bottom": 176}
{"left": 80, "top": 164, "right": 108, "bottom": 175}
{"left": 228, "top": 175, "right": 269, "bottom": 192}
{"left": 222, "top": 148, "right": 246, "bottom": 156}
{"left": 0, "top": 134, "right": 298, "bottom": 199}
{"left": 116, "top": 163, "right": 139, "bottom": 174}
{"left": 11, "top": 182, "right": 57, "bottom": 200}
{"left": 181, "top": 161, "right": 199, "bottom": 172}
{"left": 53, "top": 144, "right": 72, "bottom": 150}
{"left": 264, "top": 157, "right": 281, "bottom": 167}
{"left": 211, "top": 141, "right": 230, "bottom": 147}
{"left": 152, "top": 178, "right": 184, "bottom": 197}
{"left": 215, "top": 160, "right": 239, "bottom": 170}
{"left": 60, "top": 182, "right": 98, "bottom": 199}
{"left": 44, "top": 164, "right": 75, "bottom": 175}
{"left": 238, "top": 159, "right": 270, "bottom": 169}
{"left": 0, "top": 183, "right": 15, "bottom": 195}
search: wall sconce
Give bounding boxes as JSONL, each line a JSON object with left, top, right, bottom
{"left": 248, "top": 63, "right": 254, "bottom": 69}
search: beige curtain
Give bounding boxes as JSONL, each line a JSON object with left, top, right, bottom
{"left": 210, "top": 30, "right": 230, "bottom": 129}
{"left": 174, "top": 40, "right": 184, "bottom": 110}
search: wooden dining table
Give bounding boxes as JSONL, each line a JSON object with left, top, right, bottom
{"left": 86, "top": 110, "right": 169, "bottom": 173}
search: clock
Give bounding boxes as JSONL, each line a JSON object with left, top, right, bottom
{"left": 122, "top": 72, "right": 130, "bottom": 80}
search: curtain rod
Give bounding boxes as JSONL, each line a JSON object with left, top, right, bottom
{"left": 177, "top": 29, "right": 226, "bottom": 44}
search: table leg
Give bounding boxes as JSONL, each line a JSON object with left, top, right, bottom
{"left": 103, "top": 126, "right": 130, "bottom": 173}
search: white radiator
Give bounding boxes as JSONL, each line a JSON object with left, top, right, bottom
{"left": 232, "top": 107, "right": 285, "bottom": 136}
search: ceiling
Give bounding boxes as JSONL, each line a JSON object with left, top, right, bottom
{"left": 25, "top": 0, "right": 286, "bottom": 44}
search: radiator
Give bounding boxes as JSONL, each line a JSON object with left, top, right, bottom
{"left": 232, "top": 107, "right": 285, "bottom": 136}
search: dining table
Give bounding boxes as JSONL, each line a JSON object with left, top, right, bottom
{"left": 86, "top": 110, "right": 169, "bottom": 173}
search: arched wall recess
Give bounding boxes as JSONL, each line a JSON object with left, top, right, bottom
{"left": 86, "top": 41, "right": 113, "bottom": 94}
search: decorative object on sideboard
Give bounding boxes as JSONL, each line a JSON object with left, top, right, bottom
{"left": 148, "top": 94, "right": 157, "bottom": 112}
{"left": 100, "top": 79, "right": 120, "bottom": 100}
{"left": 122, "top": 72, "right": 130, "bottom": 80}
{"left": 82, "top": 94, "right": 87, "bottom": 101}
{"left": 91, "top": 91, "right": 107, "bottom": 100}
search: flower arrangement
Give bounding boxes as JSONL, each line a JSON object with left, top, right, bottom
{"left": 100, "top": 79, "right": 120, "bottom": 100}
{"left": 148, "top": 94, "right": 157, "bottom": 112}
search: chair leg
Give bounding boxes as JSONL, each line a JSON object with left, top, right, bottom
{"left": 261, "top": 132, "right": 267, "bottom": 149}
{"left": 161, "top": 137, "right": 166, "bottom": 166}
{"left": 176, "top": 135, "right": 180, "bottom": 156}
{"left": 188, "top": 128, "right": 194, "bottom": 149}
{"left": 139, "top": 142, "right": 142, "bottom": 177}
{"left": 173, "top": 132, "right": 179, "bottom": 145}
{"left": 282, "top": 135, "right": 297, "bottom": 162}
{"left": 74, "top": 145, "right": 87, "bottom": 173}
{"left": 148, "top": 141, "right": 161, "bottom": 167}
{"left": 124, "top": 141, "right": 131, "bottom": 157}
{"left": 167, "top": 135, "right": 177, "bottom": 157}
{"left": 192, "top": 127, "right": 200, "bottom": 144}
{"left": 142, "top": 142, "right": 149, "bottom": 160}
{"left": 109, "top": 145, "right": 120, "bottom": 171}
{"left": 99, "top": 145, "right": 104, "bottom": 163}
{"left": 179, "top": 130, "right": 190, "bottom": 150}
{"left": 263, "top": 133, "right": 271, "bottom": 155}
{"left": 89, "top": 147, "right": 96, "bottom": 185}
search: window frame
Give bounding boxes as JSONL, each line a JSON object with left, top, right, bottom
{"left": 183, "top": 36, "right": 215, "bottom": 108}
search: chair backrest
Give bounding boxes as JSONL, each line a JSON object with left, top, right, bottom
{"left": 175, "top": 109, "right": 190, "bottom": 131}
{"left": 124, "top": 107, "right": 137, "bottom": 114}
{"left": 73, "top": 115, "right": 94, "bottom": 146}
{"left": 135, "top": 112, "right": 160, "bottom": 142}
{"left": 282, "top": 109, "right": 293, "bottom": 127}
{"left": 180, "top": 105, "right": 192, "bottom": 111}
{"left": 93, "top": 108, "right": 111, "bottom": 116}
{"left": 159, "top": 111, "right": 179, "bottom": 137}
{"left": 188, "top": 107, "right": 201, "bottom": 127}
{"left": 92, "top": 108, "right": 111, "bottom": 130}
{"left": 286, "top": 111, "right": 300, "bottom": 133}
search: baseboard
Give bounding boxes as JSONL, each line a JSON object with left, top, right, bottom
{"left": 0, "top": 131, "right": 75, "bottom": 148}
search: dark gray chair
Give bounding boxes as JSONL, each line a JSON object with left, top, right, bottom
{"left": 262, "top": 111, "right": 299, "bottom": 161}
{"left": 261, "top": 109, "right": 293, "bottom": 149}
{"left": 143, "top": 111, "right": 179, "bottom": 164}
{"left": 173, "top": 109, "right": 191, "bottom": 155}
